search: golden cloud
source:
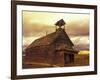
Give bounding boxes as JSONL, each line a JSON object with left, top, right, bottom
{"left": 22, "top": 11, "right": 90, "bottom": 50}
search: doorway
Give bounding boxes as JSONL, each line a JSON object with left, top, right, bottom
{"left": 64, "top": 53, "right": 74, "bottom": 64}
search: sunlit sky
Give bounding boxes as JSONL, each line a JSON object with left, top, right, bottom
{"left": 22, "top": 11, "right": 90, "bottom": 50}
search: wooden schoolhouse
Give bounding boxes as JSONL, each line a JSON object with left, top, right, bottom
{"left": 24, "top": 19, "right": 78, "bottom": 66}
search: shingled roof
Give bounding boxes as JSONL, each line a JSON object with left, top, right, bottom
{"left": 26, "top": 28, "right": 74, "bottom": 49}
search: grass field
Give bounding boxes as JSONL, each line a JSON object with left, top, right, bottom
{"left": 62, "top": 54, "right": 89, "bottom": 67}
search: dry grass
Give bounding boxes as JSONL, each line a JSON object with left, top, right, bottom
{"left": 62, "top": 54, "right": 89, "bottom": 67}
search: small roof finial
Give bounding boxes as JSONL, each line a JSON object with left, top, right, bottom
{"left": 55, "top": 19, "right": 66, "bottom": 28}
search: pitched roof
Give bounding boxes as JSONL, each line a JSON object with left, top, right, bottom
{"left": 26, "top": 28, "right": 74, "bottom": 49}
{"left": 55, "top": 19, "right": 65, "bottom": 27}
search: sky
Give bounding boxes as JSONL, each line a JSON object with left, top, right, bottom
{"left": 22, "top": 11, "right": 90, "bottom": 50}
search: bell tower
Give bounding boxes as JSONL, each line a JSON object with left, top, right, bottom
{"left": 55, "top": 19, "right": 66, "bottom": 30}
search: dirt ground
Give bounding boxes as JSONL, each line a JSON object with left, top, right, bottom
{"left": 23, "top": 54, "right": 89, "bottom": 69}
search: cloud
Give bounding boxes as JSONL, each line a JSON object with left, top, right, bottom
{"left": 23, "top": 11, "right": 89, "bottom": 37}
{"left": 23, "top": 22, "right": 89, "bottom": 37}
{"left": 71, "top": 36, "right": 89, "bottom": 50}
{"left": 71, "top": 36, "right": 89, "bottom": 45}
{"left": 65, "top": 19, "right": 89, "bottom": 36}
{"left": 23, "top": 23, "right": 55, "bottom": 37}
{"left": 22, "top": 11, "right": 90, "bottom": 50}
{"left": 74, "top": 44, "right": 89, "bottom": 50}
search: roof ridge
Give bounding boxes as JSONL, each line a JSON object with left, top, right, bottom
{"left": 26, "top": 28, "right": 74, "bottom": 50}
